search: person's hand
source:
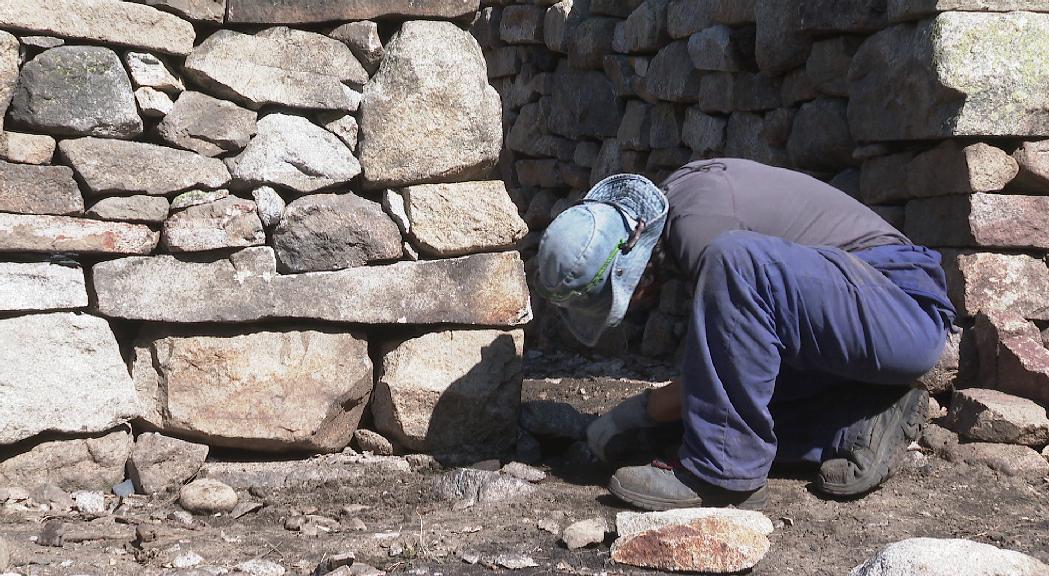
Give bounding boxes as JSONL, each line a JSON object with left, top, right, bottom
{"left": 586, "top": 390, "right": 658, "bottom": 462}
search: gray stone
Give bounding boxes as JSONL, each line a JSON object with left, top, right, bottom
{"left": 907, "top": 142, "right": 1018, "bottom": 198}
{"left": 520, "top": 400, "right": 595, "bottom": 440}
{"left": 688, "top": 25, "right": 751, "bottom": 71}
{"left": 0, "top": 161, "right": 82, "bottom": 215}
{"left": 781, "top": 68, "right": 818, "bottom": 105}
{"left": 507, "top": 103, "right": 573, "bottom": 158}
{"left": 905, "top": 194, "right": 1049, "bottom": 250}
{"left": 272, "top": 193, "right": 401, "bottom": 273}
{"left": 732, "top": 72, "right": 780, "bottom": 112}
{"left": 806, "top": 36, "right": 861, "bottom": 97}
{"left": 403, "top": 181, "right": 528, "bottom": 258}
{"left": 125, "top": 51, "right": 183, "bottom": 94}
{"left": 649, "top": 103, "right": 684, "bottom": 149}
{"left": 755, "top": 0, "right": 811, "bottom": 75}
{"left": 682, "top": 108, "right": 726, "bottom": 156}
{"left": 9, "top": 46, "right": 142, "bottom": 138}
{"left": 94, "top": 249, "right": 531, "bottom": 325}
{"left": 330, "top": 21, "right": 383, "bottom": 75}
{"left": 860, "top": 152, "right": 915, "bottom": 205}
{"left": 544, "top": 65, "right": 621, "bottom": 138}
{"left": 568, "top": 18, "right": 618, "bottom": 70}
{"left": 179, "top": 479, "right": 237, "bottom": 514}
{"left": 849, "top": 537, "right": 1049, "bottom": 576}
{"left": 359, "top": 21, "right": 500, "bottom": 188}
{"left": 590, "top": 138, "right": 624, "bottom": 185}
{"left": 696, "top": 72, "right": 733, "bottom": 114}
{"left": 234, "top": 560, "right": 285, "bottom": 576}
{"left": 763, "top": 108, "right": 796, "bottom": 148}
{"left": 644, "top": 41, "right": 702, "bottom": 102}
{"left": 226, "top": 114, "right": 361, "bottom": 194}
{"left": 171, "top": 188, "right": 229, "bottom": 211}
{"left": 131, "top": 0, "right": 226, "bottom": 23}
{"left": 725, "top": 112, "right": 788, "bottom": 167}
{"left": 618, "top": 100, "right": 652, "bottom": 151}
{"left": 128, "top": 433, "right": 209, "bottom": 495}
{"left": 226, "top": 0, "right": 480, "bottom": 23}
{"left": 592, "top": 0, "right": 643, "bottom": 17}
{"left": 87, "top": 195, "right": 169, "bottom": 224}
{"left": 973, "top": 310, "right": 1040, "bottom": 394}
{"left": 501, "top": 5, "right": 545, "bottom": 44}
{"left": 59, "top": 137, "right": 231, "bottom": 197}
{"left": 616, "top": 508, "right": 775, "bottom": 538}
{"left": 0, "top": 213, "right": 159, "bottom": 255}
{"left": 0, "top": 31, "right": 17, "bottom": 132}
{"left": 135, "top": 87, "right": 173, "bottom": 118}
{"left": 668, "top": 0, "right": 756, "bottom": 38}
{"left": 353, "top": 429, "right": 393, "bottom": 456}
{"left": 134, "top": 326, "right": 373, "bottom": 452}
{"left": 0, "top": 0, "right": 196, "bottom": 55}
{"left": 1011, "top": 139, "right": 1049, "bottom": 193}
{"left": 544, "top": 0, "right": 581, "bottom": 54}
{"left": 157, "top": 92, "right": 258, "bottom": 157}
{"left": 562, "top": 518, "right": 609, "bottom": 549}
{"left": 0, "top": 430, "right": 132, "bottom": 490}
{"left": 0, "top": 262, "right": 87, "bottom": 312}
{"left": 614, "top": 0, "right": 670, "bottom": 54}
{"left": 787, "top": 98, "right": 855, "bottom": 171}
{"left": 20, "top": 36, "right": 64, "bottom": 49}
{"left": 0, "top": 131, "right": 56, "bottom": 164}
{"left": 888, "top": 0, "right": 1049, "bottom": 23}
{"left": 940, "top": 251, "right": 1049, "bottom": 319}
{"left": 603, "top": 53, "right": 648, "bottom": 98}
{"left": 373, "top": 329, "right": 524, "bottom": 455}
{"left": 945, "top": 388, "right": 1049, "bottom": 446}
{"left": 870, "top": 205, "right": 904, "bottom": 232}
{"left": 800, "top": 0, "right": 886, "bottom": 33}
{"left": 500, "top": 462, "right": 546, "bottom": 482}
{"left": 0, "top": 313, "right": 140, "bottom": 445}
{"left": 319, "top": 113, "right": 359, "bottom": 151}
{"left": 162, "top": 196, "right": 266, "bottom": 253}
{"left": 252, "top": 186, "right": 285, "bottom": 229}
{"left": 184, "top": 27, "right": 366, "bottom": 111}
{"left": 850, "top": 12, "right": 1049, "bottom": 141}
{"left": 431, "top": 468, "right": 537, "bottom": 504}
{"left": 914, "top": 329, "right": 960, "bottom": 394}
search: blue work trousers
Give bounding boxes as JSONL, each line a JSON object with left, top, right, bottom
{"left": 679, "top": 231, "right": 954, "bottom": 491}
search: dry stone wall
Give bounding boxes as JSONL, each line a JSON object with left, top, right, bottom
{"left": 0, "top": 0, "right": 531, "bottom": 491}
{"left": 480, "top": 0, "right": 1049, "bottom": 451}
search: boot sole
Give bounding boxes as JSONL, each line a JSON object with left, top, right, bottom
{"left": 816, "top": 388, "right": 928, "bottom": 497}
{"left": 608, "top": 476, "right": 769, "bottom": 512}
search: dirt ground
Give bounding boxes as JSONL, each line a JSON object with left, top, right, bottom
{"left": 3, "top": 356, "right": 1049, "bottom": 576}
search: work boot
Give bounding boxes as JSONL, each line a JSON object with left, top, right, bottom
{"left": 608, "top": 459, "right": 768, "bottom": 511}
{"left": 815, "top": 386, "right": 929, "bottom": 497}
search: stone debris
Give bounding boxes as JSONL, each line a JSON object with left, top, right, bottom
{"left": 87, "top": 195, "right": 169, "bottom": 224}
{"left": 945, "top": 388, "right": 1049, "bottom": 446}
{"left": 402, "top": 181, "right": 529, "bottom": 257}
{"left": 128, "top": 433, "right": 209, "bottom": 495}
{"left": 162, "top": 196, "right": 266, "bottom": 253}
{"left": 848, "top": 537, "right": 1049, "bottom": 575}
{"left": 431, "top": 468, "right": 538, "bottom": 504}
{"left": 0, "top": 131, "right": 57, "bottom": 164}
{"left": 0, "top": 213, "right": 159, "bottom": 255}
{"left": 134, "top": 87, "right": 174, "bottom": 118}
{"left": 179, "top": 479, "right": 238, "bottom": 514}
{"left": 488, "top": 553, "right": 539, "bottom": 570}
{"left": 234, "top": 559, "right": 285, "bottom": 576}
{"left": 353, "top": 430, "right": 394, "bottom": 456}
{"left": 561, "top": 518, "right": 609, "bottom": 549}
{"left": 204, "top": 454, "right": 409, "bottom": 490}
{"left": 500, "top": 462, "right": 546, "bottom": 483}
{"left": 0, "top": 261, "right": 87, "bottom": 312}
{"left": 158, "top": 92, "right": 258, "bottom": 157}
{"left": 0, "top": 430, "right": 132, "bottom": 491}
{"left": 611, "top": 516, "right": 771, "bottom": 573}
{"left": 72, "top": 491, "right": 105, "bottom": 515}
{"left": 173, "top": 550, "right": 204, "bottom": 568}
{"left": 37, "top": 519, "right": 66, "bottom": 547}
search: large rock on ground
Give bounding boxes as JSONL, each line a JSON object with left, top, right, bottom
{"left": 0, "top": 313, "right": 140, "bottom": 445}
{"left": 162, "top": 196, "right": 266, "bottom": 253}
{"left": 132, "top": 0, "right": 226, "bottom": 23}
{"left": 373, "top": 329, "right": 524, "bottom": 455}
{"left": 945, "top": 388, "right": 1049, "bottom": 446}
{"left": 0, "top": 430, "right": 132, "bottom": 490}
{"left": 184, "top": 27, "right": 366, "bottom": 111}
{"left": 179, "top": 478, "right": 237, "bottom": 513}
{"left": 402, "top": 181, "right": 528, "bottom": 257}
{"left": 272, "top": 193, "right": 401, "bottom": 273}
{"left": 905, "top": 193, "right": 1049, "bottom": 250}
{"left": 59, "top": 137, "right": 230, "bottom": 197}
{"left": 9, "top": 46, "right": 142, "bottom": 139}
{"left": 128, "top": 433, "right": 209, "bottom": 495}
{"left": 157, "top": 92, "right": 257, "bottom": 157}
{"left": 0, "top": 0, "right": 195, "bottom": 55}
{"left": 0, "top": 262, "right": 87, "bottom": 312}
{"left": 226, "top": 114, "right": 361, "bottom": 193}
{"left": 93, "top": 248, "right": 531, "bottom": 325}
{"left": 359, "top": 21, "right": 501, "bottom": 188}
{"left": 611, "top": 516, "right": 770, "bottom": 573}
{"left": 133, "top": 326, "right": 373, "bottom": 452}
{"left": 226, "top": 0, "right": 479, "bottom": 23}
{"left": 0, "top": 161, "right": 83, "bottom": 215}
{"left": 849, "top": 538, "right": 1049, "bottom": 575}
{"left": 850, "top": 12, "right": 1049, "bottom": 140}
{"left": 0, "top": 213, "right": 159, "bottom": 255}
{"left": 940, "top": 250, "right": 1049, "bottom": 319}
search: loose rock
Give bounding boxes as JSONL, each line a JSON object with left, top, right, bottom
{"left": 234, "top": 559, "right": 285, "bottom": 576}
{"left": 72, "top": 491, "right": 105, "bottom": 515}
{"left": 500, "top": 462, "right": 546, "bottom": 483}
{"left": 134, "top": 87, "right": 173, "bottom": 118}
{"left": 252, "top": 186, "right": 285, "bottom": 229}
{"left": 611, "top": 516, "right": 770, "bottom": 573}
{"left": 128, "top": 433, "right": 209, "bottom": 495}
{"left": 179, "top": 479, "right": 238, "bottom": 514}
{"left": 616, "top": 508, "right": 775, "bottom": 538}
{"left": 402, "top": 181, "right": 528, "bottom": 257}
{"left": 849, "top": 537, "right": 1049, "bottom": 575}
{"left": 431, "top": 468, "right": 537, "bottom": 504}
{"left": 946, "top": 388, "right": 1049, "bottom": 446}
{"left": 520, "top": 401, "right": 595, "bottom": 440}
{"left": 157, "top": 92, "right": 258, "bottom": 157}
{"left": 353, "top": 430, "right": 394, "bottom": 456}
{"left": 162, "top": 196, "right": 266, "bottom": 253}
{"left": 561, "top": 518, "right": 609, "bottom": 549}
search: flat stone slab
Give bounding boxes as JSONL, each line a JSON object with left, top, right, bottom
{"left": 202, "top": 453, "right": 410, "bottom": 489}
{"left": 0, "top": 0, "right": 195, "bottom": 56}
{"left": 157, "top": 92, "right": 257, "bottom": 157}
{"left": 403, "top": 181, "right": 528, "bottom": 257}
{"left": 0, "top": 213, "right": 159, "bottom": 255}
{"left": 0, "top": 262, "right": 88, "bottom": 312}
{"left": 161, "top": 196, "right": 266, "bottom": 253}
{"left": 86, "top": 195, "right": 169, "bottom": 223}
{"left": 133, "top": 0, "right": 226, "bottom": 23}
{"left": 0, "top": 161, "right": 83, "bottom": 216}
{"left": 226, "top": 0, "right": 479, "bottom": 23}
{"left": 616, "top": 508, "right": 775, "bottom": 538}
{"left": 946, "top": 388, "right": 1049, "bottom": 446}
{"left": 850, "top": 537, "right": 1049, "bottom": 575}
{"left": 93, "top": 248, "right": 531, "bottom": 325}
{"left": 611, "top": 516, "right": 770, "bottom": 573}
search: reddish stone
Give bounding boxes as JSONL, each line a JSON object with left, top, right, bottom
{"left": 0, "top": 213, "right": 158, "bottom": 255}
{"left": 905, "top": 193, "right": 1049, "bottom": 249}
{"left": 611, "top": 516, "right": 769, "bottom": 573}
{"left": 973, "top": 310, "right": 1041, "bottom": 389}
{"left": 997, "top": 335, "right": 1049, "bottom": 406}
{"left": 940, "top": 251, "right": 1049, "bottom": 320}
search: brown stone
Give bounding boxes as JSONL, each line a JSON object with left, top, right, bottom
{"left": 0, "top": 213, "right": 158, "bottom": 255}
{"left": 941, "top": 251, "right": 1049, "bottom": 319}
{"left": 946, "top": 388, "right": 1049, "bottom": 446}
{"left": 954, "top": 442, "right": 1049, "bottom": 479}
{"left": 973, "top": 310, "right": 1040, "bottom": 389}
{"left": 907, "top": 142, "right": 1018, "bottom": 197}
{"left": 611, "top": 516, "right": 770, "bottom": 573}
{"left": 226, "top": 0, "right": 480, "bottom": 23}
{"left": 0, "top": 161, "right": 83, "bottom": 215}
{"left": 162, "top": 196, "right": 266, "bottom": 253}
{"left": 0, "top": 132, "right": 56, "bottom": 164}
{"left": 905, "top": 194, "right": 1049, "bottom": 249}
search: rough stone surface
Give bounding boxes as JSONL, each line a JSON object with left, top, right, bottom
{"left": 252, "top": 186, "right": 285, "bottom": 229}
{"left": 227, "top": 0, "right": 479, "bottom": 23}
{"left": 0, "top": 430, "right": 131, "bottom": 490}
{"left": 800, "top": 0, "right": 885, "bottom": 32}
{"left": 755, "top": 0, "right": 810, "bottom": 75}
{"left": 520, "top": 401, "right": 595, "bottom": 440}
{"left": 850, "top": 12, "right": 1049, "bottom": 140}
{"left": 0, "top": 131, "right": 56, "bottom": 164}
{"left": 562, "top": 518, "right": 609, "bottom": 549}
{"left": 683, "top": 108, "right": 727, "bottom": 155}
{"left": 184, "top": 27, "right": 367, "bottom": 111}
{"left": 906, "top": 193, "right": 1049, "bottom": 250}
{"left": 9, "top": 46, "right": 142, "bottom": 139}
{"left": 135, "top": 87, "right": 173, "bottom": 118}
{"left": 940, "top": 251, "right": 1049, "bottom": 319}
{"left": 203, "top": 452, "right": 409, "bottom": 489}
{"left": 997, "top": 334, "right": 1049, "bottom": 406}
{"left": 973, "top": 310, "right": 1043, "bottom": 391}
{"left": 0, "top": 313, "right": 140, "bottom": 445}
{"left": 0, "top": 213, "right": 159, "bottom": 255}
{"left": 806, "top": 36, "right": 859, "bottom": 97}
{"left": 644, "top": 41, "right": 702, "bottom": 103}
{"left": 544, "top": 66, "right": 621, "bottom": 139}
{"left": 133, "top": 0, "right": 225, "bottom": 23}
{"left": 615, "top": 0, "right": 670, "bottom": 54}
{"left": 272, "top": 193, "right": 401, "bottom": 273}
{"left": 133, "top": 326, "right": 373, "bottom": 452}
{"left": 849, "top": 537, "right": 1049, "bottom": 575}
{"left": 59, "top": 137, "right": 230, "bottom": 197}
{"left": 1010, "top": 139, "right": 1049, "bottom": 193}
{"left": 501, "top": 5, "right": 546, "bottom": 45}
{"left": 157, "top": 92, "right": 258, "bottom": 157}
{"left": 373, "top": 329, "right": 524, "bottom": 455}
{"left": 688, "top": 25, "right": 751, "bottom": 72}
{"left": 128, "top": 433, "right": 209, "bottom": 494}
{"left": 319, "top": 113, "right": 359, "bottom": 151}
{"left": 0, "top": 161, "right": 82, "bottom": 216}
{"left": 915, "top": 330, "right": 961, "bottom": 394}
{"left": 611, "top": 516, "right": 771, "bottom": 573}
{"left": 0, "top": 0, "right": 196, "bottom": 55}
{"left": 93, "top": 249, "right": 531, "bottom": 325}
{"left": 359, "top": 21, "right": 500, "bottom": 188}
{"left": 0, "top": 31, "right": 17, "bottom": 133}
{"left": 162, "top": 196, "right": 266, "bottom": 253}
{"left": 172, "top": 188, "right": 229, "bottom": 211}
{"left": 430, "top": 468, "right": 537, "bottom": 504}
{"left": 125, "top": 51, "right": 184, "bottom": 93}
{"left": 225, "top": 114, "right": 361, "bottom": 194}
{"left": 403, "top": 181, "right": 528, "bottom": 258}
{"left": 787, "top": 97, "right": 854, "bottom": 171}
{"left": 353, "top": 429, "right": 393, "bottom": 456}
{"left": 907, "top": 142, "right": 1018, "bottom": 197}
{"left": 179, "top": 479, "right": 238, "bottom": 514}
{"left": 330, "top": 21, "right": 384, "bottom": 75}
{"left": 616, "top": 508, "right": 775, "bottom": 538}
{"left": 0, "top": 262, "right": 87, "bottom": 312}
{"left": 945, "top": 388, "right": 1049, "bottom": 446}
{"left": 86, "top": 195, "right": 169, "bottom": 223}
{"left": 567, "top": 18, "right": 618, "bottom": 70}
{"left": 667, "top": 0, "right": 754, "bottom": 37}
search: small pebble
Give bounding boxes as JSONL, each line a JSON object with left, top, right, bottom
{"left": 72, "top": 491, "right": 106, "bottom": 515}
{"left": 561, "top": 518, "right": 609, "bottom": 550}
{"left": 179, "top": 479, "right": 238, "bottom": 515}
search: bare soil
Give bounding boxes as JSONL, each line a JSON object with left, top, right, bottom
{"left": 3, "top": 360, "right": 1048, "bottom": 576}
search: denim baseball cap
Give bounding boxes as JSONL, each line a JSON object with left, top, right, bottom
{"left": 535, "top": 174, "right": 668, "bottom": 346}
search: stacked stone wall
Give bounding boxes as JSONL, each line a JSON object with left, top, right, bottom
{"left": 478, "top": 0, "right": 1049, "bottom": 408}
{"left": 0, "top": 0, "right": 531, "bottom": 491}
